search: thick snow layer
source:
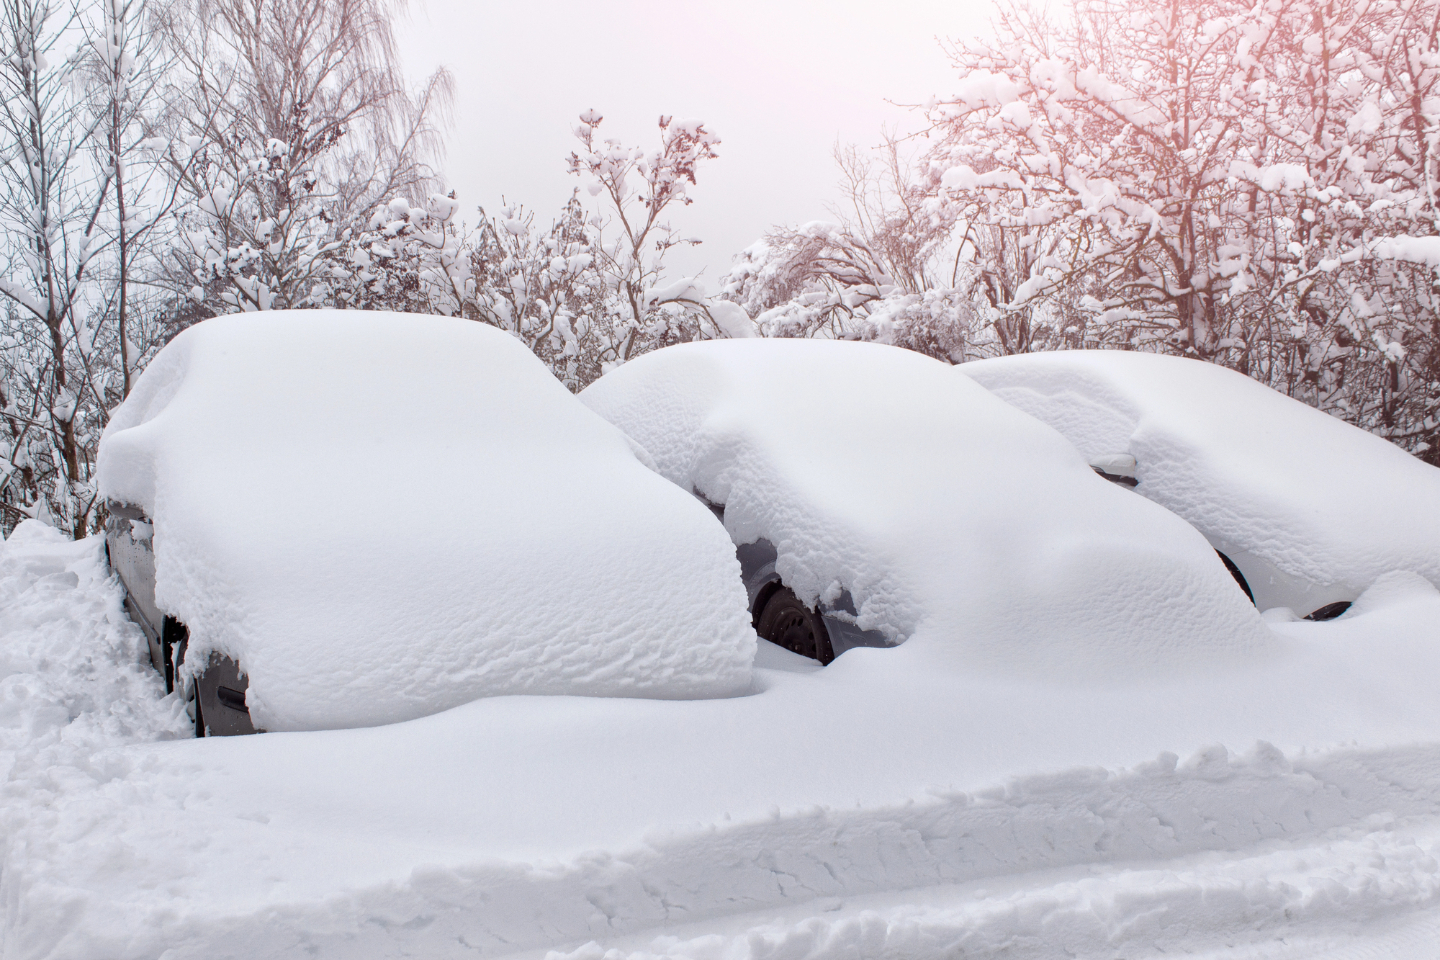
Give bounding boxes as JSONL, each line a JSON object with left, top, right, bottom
{"left": 0, "top": 522, "right": 189, "bottom": 783}
{"left": 580, "top": 338, "right": 1268, "bottom": 677}
{"left": 96, "top": 311, "right": 754, "bottom": 730}
{"left": 4, "top": 524, "right": 1440, "bottom": 958}
{"left": 543, "top": 823, "right": 1440, "bottom": 960}
{"left": 960, "top": 350, "right": 1440, "bottom": 613}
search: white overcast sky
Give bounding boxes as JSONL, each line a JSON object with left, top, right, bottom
{"left": 394, "top": 0, "right": 1000, "bottom": 284}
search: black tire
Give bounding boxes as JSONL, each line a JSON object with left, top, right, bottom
{"left": 755, "top": 585, "right": 835, "bottom": 665}
{"left": 1304, "top": 600, "right": 1352, "bottom": 622}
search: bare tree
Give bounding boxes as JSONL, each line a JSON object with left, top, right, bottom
{"left": 84, "top": 0, "right": 192, "bottom": 399}
{"left": 156, "top": 0, "right": 452, "bottom": 315}
{"left": 566, "top": 111, "right": 721, "bottom": 364}
{"left": 0, "top": 0, "right": 114, "bottom": 536}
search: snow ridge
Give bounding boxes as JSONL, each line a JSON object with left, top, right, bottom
{"left": 548, "top": 820, "right": 1440, "bottom": 960}
{"left": 11, "top": 737, "right": 1439, "bottom": 958}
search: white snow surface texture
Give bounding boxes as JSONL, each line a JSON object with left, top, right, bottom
{"left": 580, "top": 338, "right": 1268, "bottom": 677}
{"left": 96, "top": 311, "right": 755, "bottom": 730}
{"left": 960, "top": 350, "right": 1440, "bottom": 611}
{"left": 7, "top": 521, "right": 1440, "bottom": 959}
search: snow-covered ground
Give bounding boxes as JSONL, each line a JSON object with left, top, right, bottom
{"left": 4, "top": 518, "right": 1440, "bottom": 958}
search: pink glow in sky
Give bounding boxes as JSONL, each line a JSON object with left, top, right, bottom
{"left": 395, "top": 0, "right": 999, "bottom": 284}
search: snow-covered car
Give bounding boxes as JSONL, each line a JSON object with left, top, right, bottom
{"left": 960, "top": 349, "right": 1440, "bottom": 620}
{"left": 580, "top": 338, "right": 1269, "bottom": 673}
{"left": 97, "top": 311, "right": 755, "bottom": 736}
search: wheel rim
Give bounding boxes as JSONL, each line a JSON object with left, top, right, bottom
{"left": 756, "top": 586, "right": 833, "bottom": 664}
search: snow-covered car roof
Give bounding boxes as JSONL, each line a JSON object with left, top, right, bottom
{"left": 960, "top": 350, "right": 1440, "bottom": 614}
{"left": 97, "top": 311, "right": 755, "bottom": 731}
{"left": 580, "top": 338, "right": 1269, "bottom": 677}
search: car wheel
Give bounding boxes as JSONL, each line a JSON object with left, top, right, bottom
{"left": 755, "top": 585, "right": 835, "bottom": 665}
{"left": 1304, "top": 600, "right": 1352, "bottom": 622}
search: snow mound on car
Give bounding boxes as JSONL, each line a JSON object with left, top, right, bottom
{"left": 960, "top": 350, "right": 1440, "bottom": 610}
{"left": 97, "top": 311, "right": 754, "bottom": 730}
{"left": 581, "top": 339, "right": 1268, "bottom": 676}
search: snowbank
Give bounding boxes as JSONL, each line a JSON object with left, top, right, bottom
{"left": 961, "top": 350, "right": 1440, "bottom": 613}
{"left": 546, "top": 817, "right": 1440, "bottom": 960}
{"left": 5, "top": 521, "right": 1440, "bottom": 957}
{"left": 0, "top": 521, "right": 189, "bottom": 782}
{"left": 580, "top": 338, "right": 1268, "bottom": 678}
{"left": 96, "top": 311, "right": 754, "bottom": 731}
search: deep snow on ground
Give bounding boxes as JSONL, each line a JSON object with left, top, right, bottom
{"left": 97, "top": 312, "right": 755, "bottom": 731}
{"left": 4, "top": 520, "right": 1440, "bottom": 958}
{"left": 0, "top": 522, "right": 190, "bottom": 780}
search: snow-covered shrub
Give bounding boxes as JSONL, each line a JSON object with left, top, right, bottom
{"left": 155, "top": 0, "right": 452, "bottom": 317}
{"left": 359, "top": 112, "right": 737, "bottom": 392}
{"left": 318, "top": 112, "right": 742, "bottom": 392}
{"left": 451, "top": 194, "right": 615, "bottom": 391}
{"left": 335, "top": 193, "right": 472, "bottom": 316}
{"left": 719, "top": 223, "right": 994, "bottom": 364}
{"left": 717, "top": 140, "right": 993, "bottom": 360}
{"left": 548, "top": 112, "right": 727, "bottom": 384}
{"left": 921, "top": 0, "right": 1440, "bottom": 462}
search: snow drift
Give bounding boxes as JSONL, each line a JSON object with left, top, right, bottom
{"left": 96, "top": 311, "right": 755, "bottom": 731}
{"left": 580, "top": 338, "right": 1269, "bottom": 677}
{"left": 7, "top": 495, "right": 1440, "bottom": 958}
{"left": 961, "top": 350, "right": 1440, "bottom": 613}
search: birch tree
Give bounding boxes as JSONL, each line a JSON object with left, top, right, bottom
{"left": 0, "top": 0, "right": 113, "bottom": 536}
{"left": 86, "top": 0, "right": 176, "bottom": 399}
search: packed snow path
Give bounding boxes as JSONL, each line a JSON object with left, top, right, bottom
{"left": 3, "top": 521, "right": 1440, "bottom": 959}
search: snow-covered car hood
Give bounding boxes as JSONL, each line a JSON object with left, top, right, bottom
{"left": 97, "top": 311, "right": 755, "bottom": 730}
{"left": 581, "top": 338, "right": 1270, "bottom": 678}
{"left": 960, "top": 350, "right": 1440, "bottom": 613}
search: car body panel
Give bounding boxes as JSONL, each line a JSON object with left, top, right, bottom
{"left": 105, "top": 500, "right": 258, "bottom": 735}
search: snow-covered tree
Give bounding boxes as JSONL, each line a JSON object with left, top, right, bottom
{"left": 0, "top": 0, "right": 117, "bottom": 536}
{"left": 730, "top": 0, "right": 1440, "bottom": 463}
{"left": 718, "top": 141, "right": 990, "bottom": 362}
{"left": 155, "top": 0, "right": 451, "bottom": 316}
{"left": 563, "top": 111, "right": 725, "bottom": 368}
{"left": 922, "top": 0, "right": 1440, "bottom": 460}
